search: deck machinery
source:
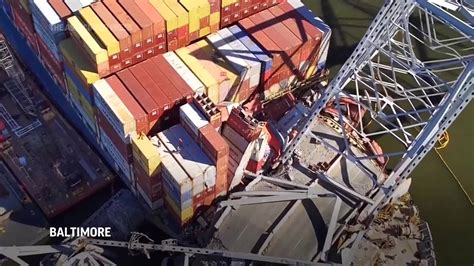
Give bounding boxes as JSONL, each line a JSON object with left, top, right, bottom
{"left": 0, "top": 0, "right": 472, "bottom": 265}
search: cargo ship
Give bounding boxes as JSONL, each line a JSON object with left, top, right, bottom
{"left": 0, "top": 0, "right": 330, "bottom": 229}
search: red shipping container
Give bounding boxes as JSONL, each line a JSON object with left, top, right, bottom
{"left": 143, "top": 47, "right": 155, "bottom": 59}
{"left": 97, "top": 111, "right": 133, "bottom": 163}
{"left": 135, "top": 0, "right": 167, "bottom": 46}
{"left": 154, "top": 42, "right": 167, "bottom": 54}
{"left": 209, "top": 0, "right": 221, "bottom": 13}
{"left": 37, "top": 34, "right": 65, "bottom": 92}
{"left": 263, "top": 92, "right": 295, "bottom": 121}
{"left": 128, "top": 64, "right": 171, "bottom": 112}
{"left": 152, "top": 55, "right": 193, "bottom": 102}
{"left": 200, "top": 16, "right": 210, "bottom": 29}
{"left": 48, "top": 0, "right": 72, "bottom": 20}
{"left": 105, "top": 75, "right": 150, "bottom": 134}
{"left": 92, "top": 2, "right": 132, "bottom": 59}
{"left": 227, "top": 108, "right": 265, "bottom": 142}
{"left": 139, "top": 60, "right": 182, "bottom": 106}
{"left": 269, "top": 4, "right": 321, "bottom": 75}
{"left": 193, "top": 94, "right": 222, "bottom": 129}
{"left": 250, "top": 10, "right": 302, "bottom": 77}
{"left": 242, "top": 0, "right": 252, "bottom": 8}
{"left": 238, "top": 17, "right": 282, "bottom": 79}
{"left": 198, "top": 124, "right": 229, "bottom": 164}
{"left": 10, "top": 1, "right": 37, "bottom": 53}
{"left": 119, "top": 0, "right": 154, "bottom": 49}
{"left": 133, "top": 160, "right": 162, "bottom": 202}
{"left": 132, "top": 51, "right": 144, "bottom": 64}
{"left": 122, "top": 57, "right": 133, "bottom": 68}
{"left": 116, "top": 70, "right": 161, "bottom": 124}
{"left": 103, "top": 0, "right": 143, "bottom": 54}
{"left": 189, "top": 31, "right": 199, "bottom": 42}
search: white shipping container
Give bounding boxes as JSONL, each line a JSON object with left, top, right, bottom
{"left": 159, "top": 125, "right": 216, "bottom": 196}
{"left": 31, "top": 0, "right": 62, "bottom": 36}
{"left": 179, "top": 103, "right": 209, "bottom": 138}
{"left": 100, "top": 129, "right": 132, "bottom": 183}
{"left": 222, "top": 124, "right": 249, "bottom": 153}
{"left": 207, "top": 32, "right": 250, "bottom": 83}
{"left": 93, "top": 79, "right": 136, "bottom": 141}
{"left": 152, "top": 136, "right": 193, "bottom": 206}
{"left": 33, "top": 20, "right": 61, "bottom": 62}
{"left": 64, "top": 0, "right": 80, "bottom": 12}
{"left": 218, "top": 28, "right": 262, "bottom": 88}
{"left": 163, "top": 52, "right": 205, "bottom": 95}
{"left": 230, "top": 140, "right": 255, "bottom": 190}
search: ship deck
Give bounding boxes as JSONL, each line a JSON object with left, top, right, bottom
{"left": 0, "top": 77, "right": 114, "bottom": 219}
{"left": 209, "top": 118, "right": 385, "bottom": 261}
{"left": 0, "top": 161, "right": 49, "bottom": 245}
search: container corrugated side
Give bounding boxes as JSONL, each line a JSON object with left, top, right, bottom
{"left": 195, "top": 40, "right": 240, "bottom": 103}
{"left": 218, "top": 28, "right": 261, "bottom": 87}
{"left": 179, "top": 103, "right": 209, "bottom": 139}
{"left": 93, "top": 79, "right": 136, "bottom": 140}
{"left": 158, "top": 125, "right": 208, "bottom": 196}
{"left": 91, "top": 2, "right": 131, "bottom": 59}
{"left": 67, "top": 16, "right": 108, "bottom": 65}
{"left": 105, "top": 75, "right": 149, "bottom": 134}
{"left": 162, "top": 51, "right": 205, "bottom": 95}
{"left": 175, "top": 46, "right": 218, "bottom": 103}
{"left": 153, "top": 135, "right": 193, "bottom": 205}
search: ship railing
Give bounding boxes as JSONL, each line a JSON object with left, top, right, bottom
{"left": 14, "top": 119, "right": 42, "bottom": 138}
{"left": 0, "top": 103, "right": 21, "bottom": 131}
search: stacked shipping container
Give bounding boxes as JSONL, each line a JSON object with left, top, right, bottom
{"left": 1, "top": 0, "right": 330, "bottom": 228}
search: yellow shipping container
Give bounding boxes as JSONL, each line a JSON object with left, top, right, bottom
{"left": 150, "top": 0, "right": 178, "bottom": 32}
{"left": 164, "top": 193, "right": 193, "bottom": 223}
{"left": 79, "top": 7, "right": 120, "bottom": 58}
{"left": 222, "top": 0, "right": 238, "bottom": 7}
{"left": 199, "top": 27, "right": 210, "bottom": 37}
{"left": 131, "top": 135, "right": 162, "bottom": 176}
{"left": 196, "top": 40, "right": 240, "bottom": 102}
{"left": 196, "top": 0, "right": 211, "bottom": 18}
{"left": 175, "top": 47, "right": 219, "bottom": 103}
{"left": 164, "top": 0, "right": 188, "bottom": 28}
{"left": 210, "top": 12, "right": 220, "bottom": 26}
{"left": 66, "top": 75, "right": 96, "bottom": 123}
{"left": 79, "top": 94, "right": 96, "bottom": 122}
{"left": 66, "top": 75, "right": 95, "bottom": 122}
{"left": 67, "top": 16, "right": 108, "bottom": 65}
{"left": 179, "top": 0, "right": 199, "bottom": 33}
{"left": 60, "top": 39, "right": 100, "bottom": 87}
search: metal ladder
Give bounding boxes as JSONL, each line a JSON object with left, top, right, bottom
{"left": 0, "top": 39, "right": 36, "bottom": 116}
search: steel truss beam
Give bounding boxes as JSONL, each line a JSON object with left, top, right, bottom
{"left": 279, "top": 0, "right": 472, "bottom": 260}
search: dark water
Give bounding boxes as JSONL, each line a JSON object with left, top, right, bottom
{"left": 303, "top": 0, "right": 473, "bottom": 265}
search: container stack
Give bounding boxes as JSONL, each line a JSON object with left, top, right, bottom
{"left": 207, "top": 28, "right": 262, "bottom": 103}
{"left": 8, "top": 0, "right": 37, "bottom": 53}
{"left": 237, "top": 3, "right": 326, "bottom": 96}
{"left": 175, "top": 39, "right": 240, "bottom": 104}
{"left": 29, "top": 0, "right": 68, "bottom": 87}
{"left": 158, "top": 124, "right": 217, "bottom": 225}
{"left": 131, "top": 135, "right": 163, "bottom": 208}
{"left": 1, "top": 0, "right": 331, "bottom": 228}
